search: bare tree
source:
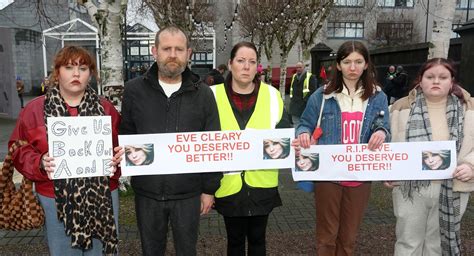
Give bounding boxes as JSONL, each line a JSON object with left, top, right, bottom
{"left": 239, "top": 0, "right": 333, "bottom": 98}
{"left": 297, "top": 1, "right": 333, "bottom": 61}
{"left": 141, "top": 0, "right": 215, "bottom": 50}
{"left": 0, "top": 0, "right": 68, "bottom": 30}
{"left": 78, "top": 0, "right": 127, "bottom": 109}
{"left": 238, "top": 1, "right": 277, "bottom": 78}
{"left": 428, "top": 0, "right": 456, "bottom": 58}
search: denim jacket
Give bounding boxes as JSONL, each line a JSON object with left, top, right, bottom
{"left": 296, "top": 86, "right": 391, "bottom": 144}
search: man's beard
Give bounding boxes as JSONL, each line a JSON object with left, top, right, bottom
{"left": 158, "top": 59, "right": 187, "bottom": 78}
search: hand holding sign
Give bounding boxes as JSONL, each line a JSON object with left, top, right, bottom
{"left": 40, "top": 153, "right": 55, "bottom": 180}
{"left": 453, "top": 163, "right": 474, "bottom": 182}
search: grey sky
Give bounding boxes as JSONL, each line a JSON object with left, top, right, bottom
{"left": 0, "top": 0, "right": 157, "bottom": 31}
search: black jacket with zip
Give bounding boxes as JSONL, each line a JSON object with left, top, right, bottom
{"left": 120, "top": 62, "right": 222, "bottom": 200}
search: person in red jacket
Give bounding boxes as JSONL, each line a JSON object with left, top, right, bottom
{"left": 8, "top": 45, "right": 121, "bottom": 255}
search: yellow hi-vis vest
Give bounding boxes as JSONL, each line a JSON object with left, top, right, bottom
{"left": 290, "top": 72, "right": 312, "bottom": 98}
{"left": 210, "top": 82, "right": 284, "bottom": 198}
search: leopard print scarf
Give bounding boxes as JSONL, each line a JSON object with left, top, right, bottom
{"left": 44, "top": 85, "right": 118, "bottom": 254}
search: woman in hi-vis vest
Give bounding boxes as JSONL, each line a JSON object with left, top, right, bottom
{"left": 210, "top": 41, "right": 291, "bottom": 256}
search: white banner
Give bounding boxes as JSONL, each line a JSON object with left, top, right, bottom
{"left": 47, "top": 116, "right": 114, "bottom": 179}
{"left": 119, "top": 128, "right": 295, "bottom": 176}
{"left": 292, "top": 141, "right": 457, "bottom": 181}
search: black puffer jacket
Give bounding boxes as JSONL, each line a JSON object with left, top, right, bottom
{"left": 120, "top": 63, "right": 222, "bottom": 200}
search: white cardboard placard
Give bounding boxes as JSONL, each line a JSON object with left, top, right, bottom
{"left": 292, "top": 141, "right": 457, "bottom": 181}
{"left": 47, "top": 116, "right": 114, "bottom": 179}
{"left": 119, "top": 128, "right": 295, "bottom": 176}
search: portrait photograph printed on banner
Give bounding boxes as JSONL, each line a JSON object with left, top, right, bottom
{"left": 421, "top": 150, "right": 451, "bottom": 171}
{"left": 124, "top": 144, "right": 155, "bottom": 166}
{"left": 295, "top": 153, "right": 319, "bottom": 172}
{"left": 262, "top": 138, "right": 291, "bottom": 160}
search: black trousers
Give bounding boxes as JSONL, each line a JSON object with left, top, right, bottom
{"left": 135, "top": 194, "right": 200, "bottom": 256}
{"left": 223, "top": 215, "right": 269, "bottom": 256}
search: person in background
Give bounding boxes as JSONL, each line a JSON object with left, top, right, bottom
{"left": 257, "top": 63, "right": 266, "bottom": 82}
{"left": 289, "top": 61, "right": 317, "bottom": 127}
{"left": 383, "top": 65, "right": 396, "bottom": 104}
{"left": 9, "top": 45, "right": 122, "bottom": 255}
{"left": 387, "top": 65, "right": 397, "bottom": 80}
{"left": 386, "top": 58, "right": 474, "bottom": 256}
{"left": 16, "top": 76, "right": 25, "bottom": 108}
{"left": 205, "top": 64, "right": 227, "bottom": 86}
{"left": 40, "top": 76, "right": 50, "bottom": 95}
{"left": 294, "top": 40, "right": 390, "bottom": 255}
{"left": 120, "top": 26, "right": 221, "bottom": 256}
{"left": 391, "top": 65, "right": 409, "bottom": 101}
{"left": 211, "top": 41, "right": 291, "bottom": 256}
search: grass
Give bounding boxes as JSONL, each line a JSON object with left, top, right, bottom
{"left": 118, "top": 186, "right": 137, "bottom": 226}
{"left": 369, "top": 181, "right": 393, "bottom": 211}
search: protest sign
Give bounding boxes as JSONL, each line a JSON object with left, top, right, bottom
{"left": 292, "top": 141, "right": 456, "bottom": 181}
{"left": 47, "top": 116, "right": 114, "bottom": 179}
{"left": 119, "top": 128, "right": 294, "bottom": 176}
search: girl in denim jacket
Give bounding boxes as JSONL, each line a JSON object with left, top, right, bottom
{"left": 294, "top": 41, "right": 390, "bottom": 255}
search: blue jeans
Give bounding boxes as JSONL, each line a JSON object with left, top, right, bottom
{"left": 135, "top": 194, "right": 201, "bottom": 256}
{"left": 38, "top": 189, "right": 119, "bottom": 256}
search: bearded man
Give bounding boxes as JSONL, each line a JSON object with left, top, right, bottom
{"left": 120, "top": 26, "right": 222, "bottom": 256}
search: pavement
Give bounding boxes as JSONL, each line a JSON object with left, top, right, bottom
{"left": 0, "top": 170, "right": 397, "bottom": 246}
{"left": 0, "top": 97, "right": 471, "bottom": 247}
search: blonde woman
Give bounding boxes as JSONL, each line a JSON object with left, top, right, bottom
{"left": 125, "top": 144, "right": 154, "bottom": 166}
{"left": 263, "top": 138, "right": 290, "bottom": 159}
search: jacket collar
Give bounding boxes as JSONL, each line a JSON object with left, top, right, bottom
{"left": 143, "top": 62, "right": 201, "bottom": 91}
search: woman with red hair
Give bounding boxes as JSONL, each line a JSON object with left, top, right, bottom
{"left": 387, "top": 58, "right": 474, "bottom": 255}
{"left": 9, "top": 45, "right": 121, "bottom": 255}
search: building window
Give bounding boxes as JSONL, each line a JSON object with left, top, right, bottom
{"left": 452, "top": 24, "right": 462, "bottom": 38}
{"left": 377, "top": 0, "right": 414, "bottom": 7}
{"left": 376, "top": 22, "right": 413, "bottom": 42}
{"left": 327, "top": 22, "right": 364, "bottom": 38}
{"left": 191, "top": 51, "right": 213, "bottom": 65}
{"left": 334, "top": 0, "right": 364, "bottom": 7}
{"left": 456, "top": 0, "right": 474, "bottom": 9}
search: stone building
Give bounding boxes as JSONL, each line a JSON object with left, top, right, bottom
{"left": 0, "top": 0, "right": 93, "bottom": 117}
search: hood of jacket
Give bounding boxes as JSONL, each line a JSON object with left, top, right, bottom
{"left": 397, "top": 86, "right": 473, "bottom": 110}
